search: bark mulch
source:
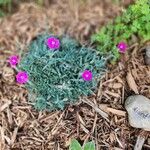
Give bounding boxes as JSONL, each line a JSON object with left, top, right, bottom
{"left": 1, "top": 1, "right": 150, "bottom": 150}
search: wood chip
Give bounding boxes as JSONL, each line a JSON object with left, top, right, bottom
{"left": 121, "top": 86, "right": 125, "bottom": 104}
{"left": 82, "top": 98, "right": 109, "bottom": 122}
{"left": 134, "top": 135, "right": 145, "bottom": 150}
{"left": 11, "top": 127, "right": 18, "bottom": 145}
{"left": 80, "top": 124, "right": 89, "bottom": 134}
{"left": 113, "top": 147, "right": 124, "bottom": 150}
{"left": 116, "top": 76, "right": 124, "bottom": 84}
{"left": 7, "top": 108, "right": 13, "bottom": 125}
{"left": 77, "top": 112, "right": 86, "bottom": 126}
{"left": 49, "top": 111, "right": 65, "bottom": 136}
{"left": 105, "top": 90, "right": 120, "bottom": 98}
{"left": 126, "top": 71, "right": 139, "bottom": 94}
{"left": 0, "top": 100, "right": 11, "bottom": 112}
{"left": 115, "top": 132, "right": 123, "bottom": 148}
{"left": 106, "top": 107, "right": 126, "bottom": 116}
{"left": 0, "top": 126, "right": 5, "bottom": 143}
{"left": 106, "top": 83, "right": 123, "bottom": 89}
{"left": 97, "top": 80, "right": 103, "bottom": 97}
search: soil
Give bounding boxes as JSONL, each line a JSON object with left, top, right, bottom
{"left": 0, "top": 0, "right": 150, "bottom": 150}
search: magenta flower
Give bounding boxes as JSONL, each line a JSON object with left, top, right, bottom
{"left": 8, "top": 55, "right": 19, "bottom": 67}
{"left": 82, "top": 70, "right": 92, "bottom": 81}
{"left": 16, "top": 71, "right": 28, "bottom": 84}
{"left": 46, "top": 37, "right": 60, "bottom": 50}
{"left": 117, "top": 42, "right": 127, "bottom": 53}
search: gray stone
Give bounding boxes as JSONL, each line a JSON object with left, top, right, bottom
{"left": 125, "top": 95, "right": 150, "bottom": 131}
{"left": 145, "top": 45, "right": 150, "bottom": 65}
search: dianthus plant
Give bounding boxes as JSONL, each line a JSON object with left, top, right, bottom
{"left": 19, "top": 34, "right": 108, "bottom": 111}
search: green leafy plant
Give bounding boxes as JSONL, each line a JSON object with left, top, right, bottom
{"left": 0, "top": 0, "right": 12, "bottom": 17}
{"left": 92, "top": 0, "right": 150, "bottom": 62}
{"left": 69, "top": 139, "right": 95, "bottom": 150}
{"left": 19, "top": 34, "right": 108, "bottom": 111}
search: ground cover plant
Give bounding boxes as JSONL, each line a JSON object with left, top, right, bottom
{"left": 92, "top": 0, "right": 150, "bottom": 62}
{"left": 14, "top": 34, "right": 108, "bottom": 111}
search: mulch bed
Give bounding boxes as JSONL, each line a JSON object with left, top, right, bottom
{"left": 1, "top": 1, "right": 150, "bottom": 150}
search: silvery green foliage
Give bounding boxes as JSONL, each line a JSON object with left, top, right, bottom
{"left": 20, "top": 34, "right": 107, "bottom": 111}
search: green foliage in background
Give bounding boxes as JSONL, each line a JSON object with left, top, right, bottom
{"left": 0, "top": 0, "right": 44, "bottom": 17}
{"left": 19, "top": 34, "right": 107, "bottom": 111}
{"left": 92, "top": 0, "right": 150, "bottom": 62}
{"left": 36, "top": 0, "right": 44, "bottom": 6}
{"left": 69, "top": 139, "right": 95, "bottom": 150}
{"left": 0, "top": 0, "right": 12, "bottom": 17}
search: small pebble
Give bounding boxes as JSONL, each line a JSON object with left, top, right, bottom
{"left": 145, "top": 45, "right": 150, "bottom": 65}
{"left": 125, "top": 95, "right": 150, "bottom": 131}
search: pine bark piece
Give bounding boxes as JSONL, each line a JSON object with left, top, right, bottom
{"left": 126, "top": 72, "right": 139, "bottom": 94}
{"left": 99, "top": 105, "right": 126, "bottom": 116}
{"left": 106, "top": 107, "right": 126, "bottom": 116}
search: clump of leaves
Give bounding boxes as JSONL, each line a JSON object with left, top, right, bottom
{"left": 69, "top": 139, "right": 95, "bottom": 150}
{"left": 19, "top": 34, "right": 107, "bottom": 111}
{"left": 92, "top": 0, "right": 150, "bottom": 62}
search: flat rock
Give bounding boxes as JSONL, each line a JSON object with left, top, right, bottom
{"left": 125, "top": 95, "right": 150, "bottom": 131}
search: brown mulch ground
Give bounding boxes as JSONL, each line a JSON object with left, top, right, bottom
{"left": 1, "top": 0, "right": 150, "bottom": 150}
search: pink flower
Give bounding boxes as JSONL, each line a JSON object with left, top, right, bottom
{"left": 117, "top": 42, "right": 127, "bottom": 53}
{"left": 82, "top": 70, "right": 92, "bottom": 81}
{"left": 16, "top": 71, "right": 28, "bottom": 84}
{"left": 8, "top": 55, "right": 19, "bottom": 67}
{"left": 46, "top": 37, "right": 60, "bottom": 50}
